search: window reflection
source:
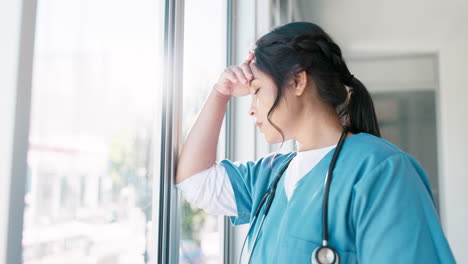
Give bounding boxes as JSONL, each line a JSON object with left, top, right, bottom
{"left": 23, "top": 0, "right": 162, "bottom": 263}
{"left": 373, "top": 90, "right": 440, "bottom": 210}
{"left": 180, "top": 0, "right": 227, "bottom": 263}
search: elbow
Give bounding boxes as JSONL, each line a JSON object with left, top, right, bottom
{"left": 175, "top": 165, "right": 193, "bottom": 185}
{"left": 175, "top": 167, "right": 185, "bottom": 185}
{"left": 175, "top": 163, "right": 216, "bottom": 185}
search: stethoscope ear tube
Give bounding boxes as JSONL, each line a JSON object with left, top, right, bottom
{"left": 254, "top": 192, "right": 270, "bottom": 218}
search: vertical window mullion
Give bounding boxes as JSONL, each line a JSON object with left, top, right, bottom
{"left": 224, "top": 0, "right": 235, "bottom": 263}
{"left": 5, "top": 1, "right": 37, "bottom": 263}
{"left": 157, "top": 0, "right": 184, "bottom": 263}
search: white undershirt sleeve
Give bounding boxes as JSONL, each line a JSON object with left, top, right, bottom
{"left": 175, "top": 163, "right": 238, "bottom": 216}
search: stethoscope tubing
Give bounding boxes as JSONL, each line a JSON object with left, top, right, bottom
{"left": 322, "top": 128, "right": 348, "bottom": 243}
{"left": 239, "top": 127, "right": 348, "bottom": 264}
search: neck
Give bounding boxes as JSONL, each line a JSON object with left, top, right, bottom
{"left": 293, "top": 106, "right": 345, "bottom": 152}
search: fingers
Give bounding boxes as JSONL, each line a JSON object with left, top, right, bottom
{"left": 223, "top": 53, "right": 255, "bottom": 86}
{"left": 244, "top": 53, "right": 255, "bottom": 63}
{"left": 223, "top": 68, "right": 238, "bottom": 84}
{"left": 243, "top": 53, "right": 255, "bottom": 81}
{"left": 240, "top": 62, "right": 253, "bottom": 81}
{"left": 231, "top": 66, "right": 248, "bottom": 85}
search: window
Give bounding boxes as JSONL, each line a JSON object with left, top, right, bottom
{"left": 347, "top": 54, "right": 441, "bottom": 211}
{"left": 23, "top": 0, "right": 163, "bottom": 263}
{"left": 373, "top": 90, "right": 440, "bottom": 211}
{"left": 180, "top": 0, "right": 227, "bottom": 263}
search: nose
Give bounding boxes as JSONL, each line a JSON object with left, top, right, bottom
{"left": 248, "top": 100, "right": 256, "bottom": 117}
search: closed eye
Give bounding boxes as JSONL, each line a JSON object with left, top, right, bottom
{"left": 254, "top": 88, "right": 260, "bottom": 95}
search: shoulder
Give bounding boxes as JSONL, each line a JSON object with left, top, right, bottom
{"left": 346, "top": 132, "right": 403, "bottom": 157}
{"left": 343, "top": 135, "right": 435, "bottom": 216}
{"left": 222, "top": 151, "right": 295, "bottom": 169}
{"left": 218, "top": 151, "right": 296, "bottom": 181}
{"left": 344, "top": 132, "right": 407, "bottom": 163}
{"left": 342, "top": 133, "right": 424, "bottom": 182}
{"left": 218, "top": 151, "right": 297, "bottom": 201}
{"left": 257, "top": 151, "right": 297, "bottom": 172}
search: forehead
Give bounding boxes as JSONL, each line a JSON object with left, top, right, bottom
{"left": 249, "top": 62, "right": 264, "bottom": 87}
{"left": 250, "top": 61, "right": 261, "bottom": 77}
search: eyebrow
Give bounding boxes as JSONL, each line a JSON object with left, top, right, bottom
{"left": 248, "top": 79, "right": 258, "bottom": 94}
{"left": 249, "top": 78, "right": 259, "bottom": 87}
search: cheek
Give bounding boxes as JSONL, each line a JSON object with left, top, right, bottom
{"left": 264, "top": 98, "right": 288, "bottom": 125}
{"left": 257, "top": 92, "right": 276, "bottom": 115}
{"left": 265, "top": 102, "right": 292, "bottom": 138}
{"left": 255, "top": 97, "right": 269, "bottom": 119}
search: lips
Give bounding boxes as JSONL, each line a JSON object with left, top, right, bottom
{"left": 256, "top": 122, "right": 262, "bottom": 128}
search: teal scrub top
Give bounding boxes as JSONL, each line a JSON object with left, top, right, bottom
{"left": 219, "top": 133, "right": 455, "bottom": 263}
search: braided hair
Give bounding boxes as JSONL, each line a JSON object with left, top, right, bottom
{"left": 253, "top": 22, "right": 381, "bottom": 146}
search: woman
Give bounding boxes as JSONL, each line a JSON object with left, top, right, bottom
{"left": 175, "top": 22, "right": 455, "bottom": 263}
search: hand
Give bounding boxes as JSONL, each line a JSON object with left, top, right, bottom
{"left": 214, "top": 53, "right": 255, "bottom": 98}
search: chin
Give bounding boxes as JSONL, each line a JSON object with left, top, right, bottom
{"left": 263, "top": 133, "right": 284, "bottom": 145}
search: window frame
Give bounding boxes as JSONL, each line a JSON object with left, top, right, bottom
{"left": 2, "top": 0, "right": 37, "bottom": 263}
{"left": 156, "top": 0, "right": 184, "bottom": 263}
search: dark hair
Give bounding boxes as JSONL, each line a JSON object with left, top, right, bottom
{"left": 253, "top": 22, "right": 381, "bottom": 147}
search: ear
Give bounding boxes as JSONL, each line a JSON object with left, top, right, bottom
{"left": 292, "top": 70, "right": 308, "bottom": 96}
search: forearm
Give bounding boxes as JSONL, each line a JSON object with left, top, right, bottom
{"left": 175, "top": 87, "right": 231, "bottom": 184}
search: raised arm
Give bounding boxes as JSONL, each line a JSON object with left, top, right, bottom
{"left": 175, "top": 53, "right": 255, "bottom": 184}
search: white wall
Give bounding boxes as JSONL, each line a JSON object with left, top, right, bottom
{"left": 0, "top": 0, "right": 36, "bottom": 263}
{"left": 297, "top": 0, "right": 468, "bottom": 261}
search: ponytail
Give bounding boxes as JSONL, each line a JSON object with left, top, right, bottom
{"left": 319, "top": 38, "right": 381, "bottom": 137}
{"left": 344, "top": 77, "right": 381, "bottom": 137}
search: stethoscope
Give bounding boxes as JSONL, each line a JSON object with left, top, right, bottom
{"left": 239, "top": 127, "right": 349, "bottom": 264}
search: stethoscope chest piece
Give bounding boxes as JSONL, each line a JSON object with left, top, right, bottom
{"left": 311, "top": 245, "right": 340, "bottom": 264}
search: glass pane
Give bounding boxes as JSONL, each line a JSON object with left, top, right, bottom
{"left": 180, "top": 0, "right": 227, "bottom": 263}
{"left": 373, "top": 91, "right": 440, "bottom": 211}
{"left": 23, "top": 0, "right": 163, "bottom": 263}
